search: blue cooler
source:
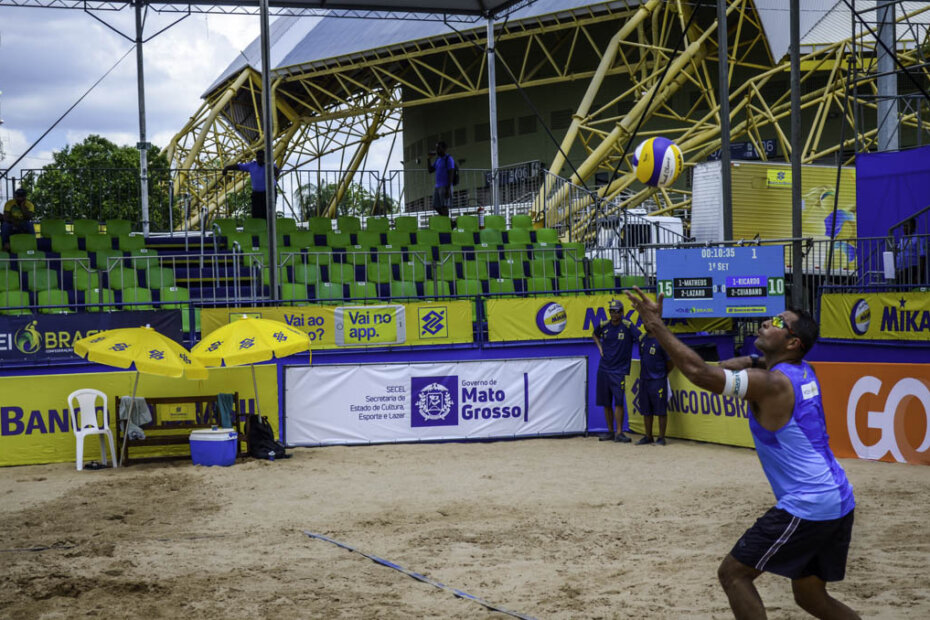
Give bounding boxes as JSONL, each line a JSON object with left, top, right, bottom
{"left": 190, "top": 428, "right": 238, "bottom": 466}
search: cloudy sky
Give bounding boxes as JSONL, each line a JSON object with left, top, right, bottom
{"left": 0, "top": 7, "right": 400, "bottom": 178}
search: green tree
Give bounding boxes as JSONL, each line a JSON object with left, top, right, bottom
{"left": 20, "top": 134, "right": 178, "bottom": 230}
{"left": 298, "top": 180, "right": 398, "bottom": 218}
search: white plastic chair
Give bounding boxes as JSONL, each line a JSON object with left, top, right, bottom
{"left": 67, "top": 389, "right": 117, "bottom": 471}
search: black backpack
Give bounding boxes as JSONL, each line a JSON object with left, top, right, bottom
{"left": 245, "top": 414, "right": 287, "bottom": 460}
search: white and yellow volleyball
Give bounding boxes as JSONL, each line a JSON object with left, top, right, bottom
{"left": 632, "top": 137, "right": 684, "bottom": 187}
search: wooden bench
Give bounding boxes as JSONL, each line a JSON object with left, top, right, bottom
{"left": 116, "top": 393, "right": 240, "bottom": 465}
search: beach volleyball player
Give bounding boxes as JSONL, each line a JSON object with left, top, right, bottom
{"left": 626, "top": 288, "right": 859, "bottom": 620}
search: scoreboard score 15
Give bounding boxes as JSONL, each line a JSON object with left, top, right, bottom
{"left": 656, "top": 246, "right": 786, "bottom": 318}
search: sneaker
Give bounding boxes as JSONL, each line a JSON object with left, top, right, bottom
{"left": 656, "top": 437, "right": 667, "bottom": 446}
{"left": 597, "top": 432, "right": 615, "bottom": 441}
{"left": 614, "top": 433, "right": 632, "bottom": 443}
{"left": 636, "top": 436, "right": 653, "bottom": 445}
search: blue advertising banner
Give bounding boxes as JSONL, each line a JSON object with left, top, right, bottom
{"left": 0, "top": 311, "right": 182, "bottom": 365}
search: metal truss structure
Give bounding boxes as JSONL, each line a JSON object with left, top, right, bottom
{"left": 163, "top": 0, "right": 930, "bottom": 237}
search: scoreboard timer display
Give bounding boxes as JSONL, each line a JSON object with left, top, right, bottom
{"left": 656, "top": 246, "right": 785, "bottom": 318}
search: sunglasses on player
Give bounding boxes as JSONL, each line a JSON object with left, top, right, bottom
{"left": 770, "top": 315, "right": 805, "bottom": 349}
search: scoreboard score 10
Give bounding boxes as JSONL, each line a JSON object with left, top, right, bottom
{"left": 656, "top": 246, "right": 786, "bottom": 318}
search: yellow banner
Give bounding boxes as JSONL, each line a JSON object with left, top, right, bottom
{"left": 625, "top": 361, "right": 754, "bottom": 448}
{"left": 766, "top": 169, "right": 792, "bottom": 188}
{"left": 0, "top": 366, "right": 278, "bottom": 467}
{"left": 487, "top": 294, "right": 732, "bottom": 342}
{"left": 821, "top": 292, "right": 930, "bottom": 341}
{"left": 202, "top": 301, "right": 472, "bottom": 349}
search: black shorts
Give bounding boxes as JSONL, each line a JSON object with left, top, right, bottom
{"left": 595, "top": 372, "right": 625, "bottom": 408}
{"left": 638, "top": 378, "right": 667, "bottom": 416}
{"left": 730, "top": 507, "right": 854, "bottom": 582}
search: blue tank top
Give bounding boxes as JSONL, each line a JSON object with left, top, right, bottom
{"left": 748, "top": 361, "right": 855, "bottom": 521}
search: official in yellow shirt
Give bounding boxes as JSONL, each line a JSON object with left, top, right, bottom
{"left": 1, "top": 188, "right": 36, "bottom": 251}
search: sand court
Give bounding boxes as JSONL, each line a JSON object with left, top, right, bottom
{"left": 1, "top": 437, "right": 928, "bottom": 619}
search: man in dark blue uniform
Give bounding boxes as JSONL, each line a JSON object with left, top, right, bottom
{"left": 591, "top": 299, "right": 637, "bottom": 442}
{"left": 636, "top": 328, "right": 673, "bottom": 445}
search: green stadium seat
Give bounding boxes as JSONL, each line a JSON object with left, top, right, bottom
{"left": 529, "top": 258, "right": 557, "bottom": 279}
{"left": 315, "top": 282, "right": 345, "bottom": 304}
{"left": 83, "top": 287, "right": 116, "bottom": 312}
{"left": 84, "top": 234, "right": 113, "bottom": 253}
{"left": 479, "top": 228, "right": 503, "bottom": 245}
{"left": 559, "top": 258, "right": 583, "bottom": 276}
{"left": 146, "top": 266, "right": 176, "bottom": 289}
{"left": 558, "top": 274, "right": 587, "bottom": 293}
{"left": 462, "top": 260, "right": 491, "bottom": 281}
{"left": 105, "top": 219, "right": 132, "bottom": 237}
{"left": 51, "top": 234, "right": 79, "bottom": 253}
{"left": 437, "top": 246, "right": 464, "bottom": 264}
{"left": 510, "top": 214, "right": 533, "bottom": 229}
{"left": 456, "top": 215, "right": 479, "bottom": 231}
{"left": 59, "top": 250, "right": 91, "bottom": 272}
{"left": 506, "top": 228, "right": 531, "bottom": 244}
{"left": 337, "top": 216, "right": 361, "bottom": 233}
{"left": 73, "top": 270, "right": 101, "bottom": 292}
{"left": 280, "top": 283, "right": 309, "bottom": 306}
{"left": 276, "top": 218, "right": 298, "bottom": 236}
{"left": 328, "top": 263, "right": 357, "bottom": 284}
{"left": 93, "top": 249, "right": 124, "bottom": 270}
{"left": 242, "top": 217, "right": 266, "bottom": 234}
{"left": 394, "top": 216, "right": 418, "bottom": 232}
{"left": 502, "top": 243, "right": 530, "bottom": 263}
{"left": 73, "top": 219, "right": 100, "bottom": 237}
{"left": 292, "top": 263, "right": 322, "bottom": 286}
{"left": 37, "top": 289, "right": 71, "bottom": 314}
{"left": 498, "top": 259, "right": 526, "bottom": 279}
{"left": 386, "top": 230, "right": 411, "bottom": 248}
{"left": 355, "top": 230, "right": 382, "bottom": 248}
{"left": 285, "top": 230, "right": 315, "bottom": 249}
{"left": 348, "top": 281, "right": 378, "bottom": 302}
{"left": 532, "top": 243, "right": 559, "bottom": 262}
{"left": 261, "top": 266, "right": 288, "bottom": 287}
{"left": 484, "top": 214, "right": 506, "bottom": 230}
{"left": 127, "top": 248, "right": 160, "bottom": 270}
{"left": 10, "top": 234, "right": 37, "bottom": 254}
{"left": 561, "top": 242, "right": 585, "bottom": 260}
{"left": 308, "top": 216, "right": 333, "bottom": 234}
{"left": 14, "top": 249, "right": 45, "bottom": 263}
{"left": 366, "top": 217, "right": 390, "bottom": 233}
{"left": 423, "top": 280, "right": 452, "bottom": 298}
{"left": 429, "top": 215, "right": 452, "bottom": 232}
{"left": 107, "top": 266, "right": 138, "bottom": 290}
{"left": 326, "top": 231, "right": 352, "bottom": 249}
{"left": 488, "top": 278, "right": 515, "bottom": 296}
{"left": 160, "top": 286, "right": 198, "bottom": 333}
{"left": 0, "top": 251, "right": 10, "bottom": 269}
{"left": 455, "top": 279, "right": 483, "bottom": 321}
{"left": 40, "top": 219, "right": 68, "bottom": 238}
{"left": 213, "top": 218, "right": 239, "bottom": 237}
{"left": 304, "top": 250, "right": 332, "bottom": 268}
{"left": 527, "top": 276, "right": 555, "bottom": 293}
{"left": 406, "top": 244, "right": 434, "bottom": 263}
{"left": 0, "top": 290, "right": 31, "bottom": 315}
{"left": 121, "top": 287, "right": 154, "bottom": 310}
{"left": 620, "top": 275, "right": 647, "bottom": 288}
{"left": 434, "top": 260, "right": 457, "bottom": 283}
{"left": 590, "top": 273, "right": 615, "bottom": 291}
{"left": 27, "top": 268, "right": 58, "bottom": 292}
{"left": 345, "top": 250, "right": 372, "bottom": 271}
{"left": 366, "top": 262, "right": 394, "bottom": 285}
{"left": 590, "top": 258, "right": 614, "bottom": 276}
{"left": 0, "top": 269, "right": 21, "bottom": 291}
{"left": 118, "top": 234, "right": 146, "bottom": 252}
{"left": 400, "top": 259, "right": 427, "bottom": 282}
{"left": 451, "top": 230, "right": 475, "bottom": 246}
{"left": 414, "top": 229, "right": 440, "bottom": 246}
{"left": 389, "top": 280, "right": 418, "bottom": 301}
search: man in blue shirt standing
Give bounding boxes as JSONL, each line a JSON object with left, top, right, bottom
{"left": 635, "top": 328, "right": 673, "bottom": 445}
{"left": 591, "top": 299, "right": 637, "bottom": 443}
{"left": 223, "top": 150, "right": 280, "bottom": 219}
{"left": 627, "top": 287, "right": 858, "bottom": 620}
{"left": 427, "top": 141, "right": 455, "bottom": 217}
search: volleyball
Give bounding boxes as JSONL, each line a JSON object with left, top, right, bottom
{"left": 536, "top": 302, "right": 568, "bottom": 336}
{"left": 632, "top": 137, "right": 684, "bottom": 187}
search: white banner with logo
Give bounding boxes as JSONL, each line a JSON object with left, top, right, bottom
{"left": 285, "top": 358, "right": 588, "bottom": 445}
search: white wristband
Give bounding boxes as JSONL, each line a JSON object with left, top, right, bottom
{"left": 723, "top": 369, "right": 749, "bottom": 399}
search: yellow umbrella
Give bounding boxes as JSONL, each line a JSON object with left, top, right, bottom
{"left": 190, "top": 316, "right": 310, "bottom": 417}
{"left": 73, "top": 325, "right": 208, "bottom": 465}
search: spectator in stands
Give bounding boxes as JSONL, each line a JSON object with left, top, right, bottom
{"left": 895, "top": 218, "right": 926, "bottom": 286}
{"left": 223, "top": 150, "right": 280, "bottom": 219}
{"left": 2, "top": 188, "right": 36, "bottom": 251}
{"left": 427, "top": 141, "right": 455, "bottom": 217}
{"left": 591, "top": 299, "right": 636, "bottom": 443}
{"left": 636, "top": 327, "right": 673, "bottom": 445}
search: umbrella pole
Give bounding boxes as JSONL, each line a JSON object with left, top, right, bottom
{"left": 251, "top": 364, "right": 261, "bottom": 417}
{"left": 119, "top": 372, "right": 141, "bottom": 467}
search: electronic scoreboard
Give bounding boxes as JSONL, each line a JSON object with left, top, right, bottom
{"left": 656, "top": 246, "right": 785, "bottom": 318}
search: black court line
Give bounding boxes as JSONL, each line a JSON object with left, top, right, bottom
{"left": 303, "top": 530, "right": 537, "bottom": 620}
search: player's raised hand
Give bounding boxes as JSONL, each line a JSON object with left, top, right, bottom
{"left": 626, "top": 286, "right": 664, "bottom": 331}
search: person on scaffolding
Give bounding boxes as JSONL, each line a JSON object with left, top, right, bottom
{"left": 427, "top": 141, "right": 456, "bottom": 217}
{"left": 223, "top": 150, "right": 280, "bottom": 220}
{"left": 2, "top": 189, "right": 36, "bottom": 252}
